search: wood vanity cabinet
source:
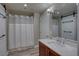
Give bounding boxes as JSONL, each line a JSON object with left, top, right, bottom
{"left": 39, "top": 42, "right": 49, "bottom": 56}
{"left": 39, "top": 42, "right": 60, "bottom": 56}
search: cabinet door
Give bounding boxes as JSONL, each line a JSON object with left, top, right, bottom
{"left": 39, "top": 42, "right": 49, "bottom": 56}
{"left": 39, "top": 42, "right": 60, "bottom": 56}
{"left": 48, "top": 49, "right": 60, "bottom": 56}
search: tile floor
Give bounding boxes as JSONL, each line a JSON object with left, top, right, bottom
{"left": 8, "top": 47, "right": 39, "bottom": 56}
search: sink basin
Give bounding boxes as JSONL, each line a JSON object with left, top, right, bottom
{"left": 47, "top": 40, "right": 57, "bottom": 44}
{"left": 47, "top": 40, "right": 66, "bottom": 48}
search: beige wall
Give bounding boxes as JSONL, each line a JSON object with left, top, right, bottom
{"left": 77, "top": 4, "right": 79, "bottom": 55}
{"left": 40, "top": 11, "right": 50, "bottom": 39}
{"left": 33, "top": 13, "right": 40, "bottom": 45}
{"left": 40, "top": 10, "right": 59, "bottom": 39}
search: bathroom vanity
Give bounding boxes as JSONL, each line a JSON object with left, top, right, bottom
{"left": 39, "top": 38, "right": 77, "bottom": 56}
{"left": 39, "top": 41, "right": 60, "bottom": 56}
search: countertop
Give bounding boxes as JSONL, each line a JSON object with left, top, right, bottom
{"left": 39, "top": 39, "right": 78, "bottom": 56}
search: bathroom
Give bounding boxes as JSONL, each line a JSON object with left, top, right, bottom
{"left": 0, "top": 3, "right": 79, "bottom": 56}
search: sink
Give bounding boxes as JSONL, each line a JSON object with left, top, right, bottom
{"left": 47, "top": 39, "right": 66, "bottom": 48}
{"left": 47, "top": 40, "right": 57, "bottom": 44}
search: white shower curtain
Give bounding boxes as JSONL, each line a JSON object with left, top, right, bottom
{"left": 15, "top": 15, "right": 21, "bottom": 48}
{"left": 8, "top": 14, "right": 34, "bottom": 49}
{"left": 8, "top": 14, "right": 16, "bottom": 49}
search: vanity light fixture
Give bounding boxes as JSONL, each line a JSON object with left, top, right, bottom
{"left": 47, "top": 7, "right": 55, "bottom": 14}
{"left": 47, "top": 9, "right": 51, "bottom": 12}
{"left": 24, "top": 4, "right": 27, "bottom": 7}
{"left": 47, "top": 9, "right": 50, "bottom": 15}
{"left": 24, "top": 4, "right": 28, "bottom": 9}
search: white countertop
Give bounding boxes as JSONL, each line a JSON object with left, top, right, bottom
{"left": 39, "top": 39, "right": 78, "bottom": 56}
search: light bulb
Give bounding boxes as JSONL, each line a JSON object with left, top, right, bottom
{"left": 24, "top": 4, "right": 27, "bottom": 7}
{"left": 47, "top": 9, "right": 51, "bottom": 12}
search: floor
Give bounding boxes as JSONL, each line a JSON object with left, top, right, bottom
{"left": 8, "top": 47, "right": 39, "bottom": 56}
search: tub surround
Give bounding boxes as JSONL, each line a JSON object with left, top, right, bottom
{"left": 39, "top": 38, "right": 77, "bottom": 56}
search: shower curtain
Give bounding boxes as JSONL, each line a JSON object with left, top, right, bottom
{"left": 8, "top": 14, "right": 34, "bottom": 50}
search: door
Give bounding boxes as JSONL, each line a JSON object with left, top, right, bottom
{"left": 0, "top": 15, "right": 7, "bottom": 56}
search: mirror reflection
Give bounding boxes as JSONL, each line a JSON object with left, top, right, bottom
{"left": 47, "top": 3, "right": 77, "bottom": 42}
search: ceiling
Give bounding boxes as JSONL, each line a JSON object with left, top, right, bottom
{"left": 5, "top": 3, "right": 77, "bottom": 16}
{"left": 5, "top": 3, "right": 53, "bottom": 16}
{"left": 48, "top": 3, "right": 77, "bottom": 17}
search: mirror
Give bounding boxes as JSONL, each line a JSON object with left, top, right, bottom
{"left": 49, "top": 3, "right": 77, "bottom": 41}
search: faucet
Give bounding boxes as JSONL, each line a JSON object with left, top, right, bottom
{"left": 61, "top": 38, "right": 65, "bottom": 45}
{"left": 56, "top": 37, "right": 65, "bottom": 45}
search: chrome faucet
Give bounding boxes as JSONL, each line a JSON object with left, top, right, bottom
{"left": 56, "top": 37, "right": 65, "bottom": 45}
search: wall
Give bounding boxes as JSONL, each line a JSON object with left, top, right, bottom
{"left": 0, "top": 4, "right": 8, "bottom": 55}
{"left": 77, "top": 4, "right": 79, "bottom": 56}
{"left": 58, "top": 18, "right": 62, "bottom": 37}
{"left": 40, "top": 11, "right": 50, "bottom": 39}
{"left": 40, "top": 11, "right": 59, "bottom": 39}
{"left": 33, "top": 13, "right": 40, "bottom": 45}
{"left": 49, "top": 14, "right": 59, "bottom": 37}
